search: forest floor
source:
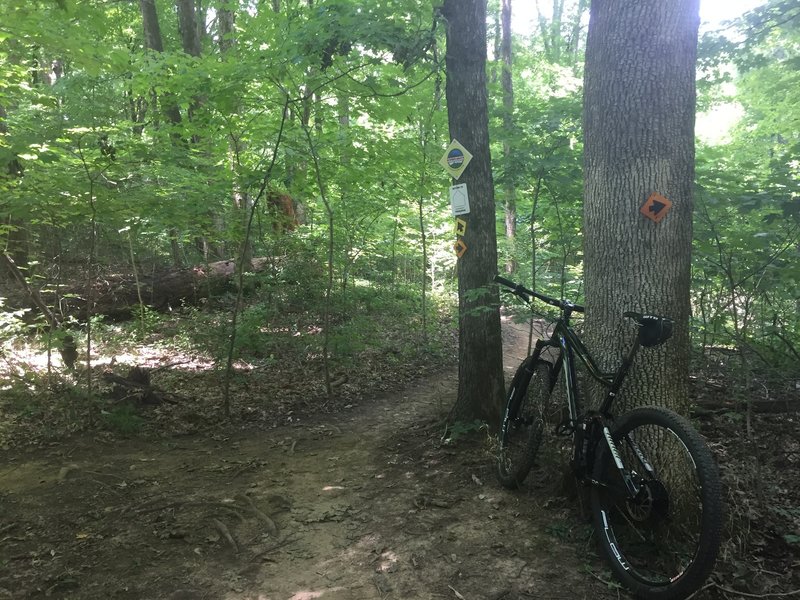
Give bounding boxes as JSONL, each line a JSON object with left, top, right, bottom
{"left": 1, "top": 320, "right": 799, "bottom": 600}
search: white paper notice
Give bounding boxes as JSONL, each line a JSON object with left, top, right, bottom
{"left": 450, "top": 184, "right": 470, "bottom": 216}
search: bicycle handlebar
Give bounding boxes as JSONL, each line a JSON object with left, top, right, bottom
{"left": 494, "top": 275, "right": 585, "bottom": 313}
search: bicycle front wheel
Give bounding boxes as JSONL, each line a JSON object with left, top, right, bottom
{"left": 496, "top": 359, "right": 553, "bottom": 489}
{"left": 590, "top": 406, "right": 722, "bottom": 600}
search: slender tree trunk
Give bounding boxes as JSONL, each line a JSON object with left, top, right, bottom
{"left": 176, "top": 0, "right": 205, "bottom": 126}
{"left": 551, "top": 0, "right": 565, "bottom": 62}
{"left": 217, "top": 1, "right": 254, "bottom": 268}
{"left": 442, "top": 0, "right": 505, "bottom": 427}
{"left": 501, "top": 0, "right": 516, "bottom": 274}
{"left": 217, "top": 2, "right": 235, "bottom": 52}
{"left": 583, "top": 0, "right": 700, "bottom": 415}
{"left": 417, "top": 121, "right": 430, "bottom": 343}
{"left": 568, "top": 0, "right": 589, "bottom": 58}
{"left": 1, "top": 100, "right": 29, "bottom": 274}
{"left": 140, "top": 0, "right": 165, "bottom": 51}
{"left": 528, "top": 173, "right": 543, "bottom": 354}
{"left": 140, "top": 0, "right": 182, "bottom": 132}
{"left": 176, "top": 0, "right": 202, "bottom": 57}
{"left": 390, "top": 205, "right": 400, "bottom": 289}
{"left": 302, "top": 124, "right": 334, "bottom": 398}
{"left": 140, "top": 0, "right": 184, "bottom": 267}
{"left": 337, "top": 92, "right": 351, "bottom": 292}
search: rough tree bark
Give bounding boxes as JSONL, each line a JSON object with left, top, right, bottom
{"left": 583, "top": 0, "right": 700, "bottom": 415}
{"left": 442, "top": 0, "right": 505, "bottom": 427}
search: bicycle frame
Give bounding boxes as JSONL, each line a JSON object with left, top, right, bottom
{"left": 518, "top": 305, "right": 644, "bottom": 485}
{"left": 495, "top": 276, "right": 721, "bottom": 598}
{"left": 536, "top": 316, "right": 642, "bottom": 419}
{"left": 495, "top": 274, "right": 657, "bottom": 490}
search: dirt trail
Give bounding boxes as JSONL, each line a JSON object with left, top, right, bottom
{"left": 1, "top": 322, "right": 616, "bottom": 600}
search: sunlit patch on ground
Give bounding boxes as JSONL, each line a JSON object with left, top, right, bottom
{"left": 376, "top": 549, "right": 398, "bottom": 572}
{"left": 287, "top": 589, "right": 344, "bottom": 600}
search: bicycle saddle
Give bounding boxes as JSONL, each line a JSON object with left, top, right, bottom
{"left": 624, "top": 312, "right": 674, "bottom": 347}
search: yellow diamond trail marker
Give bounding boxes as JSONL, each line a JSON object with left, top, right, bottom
{"left": 454, "top": 218, "right": 467, "bottom": 237}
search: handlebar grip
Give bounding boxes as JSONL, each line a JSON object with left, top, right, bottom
{"left": 494, "top": 275, "right": 532, "bottom": 302}
{"left": 494, "top": 274, "right": 584, "bottom": 312}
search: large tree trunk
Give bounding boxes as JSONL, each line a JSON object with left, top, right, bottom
{"left": 442, "top": 0, "right": 505, "bottom": 427}
{"left": 582, "top": 0, "right": 700, "bottom": 415}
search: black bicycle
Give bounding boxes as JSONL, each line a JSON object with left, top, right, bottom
{"left": 494, "top": 275, "right": 722, "bottom": 600}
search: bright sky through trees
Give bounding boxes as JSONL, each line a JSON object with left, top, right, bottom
{"left": 513, "top": 0, "right": 765, "bottom": 35}
{"left": 511, "top": 1, "right": 767, "bottom": 144}
{"left": 698, "top": 0, "right": 766, "bottom": 29}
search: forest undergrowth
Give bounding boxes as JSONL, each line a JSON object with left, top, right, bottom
{"left": 687, "top": 366, "right": 800, "bottom": 599}
{"left": 0, "top": 288, "right": 458, "bottom": 449}
{"left": 0, "top": 302, "right": 798, "bottom": 599}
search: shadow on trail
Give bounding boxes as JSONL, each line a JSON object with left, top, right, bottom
{"left": 0, "top": 322, "right": 615, "bottom": 600}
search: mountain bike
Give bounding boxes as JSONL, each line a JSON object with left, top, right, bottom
{"left": 494, "top": 275, "right": 722, "bottom": 600}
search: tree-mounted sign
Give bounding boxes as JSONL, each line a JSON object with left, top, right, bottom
{"left": 449, "top": 183, "right": 470, "bottom": 216}
{"left": 454, "top": 218, "right": 468, "bottom": 258}
{"left": 439, "top": 139, "right": 473, "bottom": 180}
{"left": 640, "top": 192, "right": 673, "bottom": 223}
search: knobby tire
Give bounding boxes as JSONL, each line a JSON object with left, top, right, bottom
{"left": 496, "top": 360, "right": 553, "bottom": 489}
{"left": 590, "top": 406, "right": 722, "bottom": 600}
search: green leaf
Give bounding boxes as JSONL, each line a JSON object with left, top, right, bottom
{"left": 784, "top": 534, "right": 800, "bottom": 546}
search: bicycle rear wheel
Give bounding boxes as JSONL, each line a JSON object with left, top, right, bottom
{"left": 496, "top": 359, "right": 553, "bottom": 489}
{"left": 590, "top": 406, "right": 722, "bottom": 600}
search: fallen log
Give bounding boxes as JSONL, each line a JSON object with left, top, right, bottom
{"left": 692, "top": 395, "right": 800, "bottom": 415}
{"left": 103, "top": 366, "right": 179, "bottom": 405}
{"left": 0, "top": 257, "right": 272, "bottom": 321}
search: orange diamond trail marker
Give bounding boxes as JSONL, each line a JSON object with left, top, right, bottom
{"left": 454, "top": 239, "right": 467, "bottom": 258}
{"left": 640, "top": 192, "right": 673, "bottom": 223}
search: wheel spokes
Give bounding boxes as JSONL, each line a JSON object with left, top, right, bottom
{"left": 600, "top": 423, "right": 704, "bottom": 585}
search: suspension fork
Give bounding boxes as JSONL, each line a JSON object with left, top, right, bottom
{"left": 502, "top": 338, "right": 557, "bottom": 427}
